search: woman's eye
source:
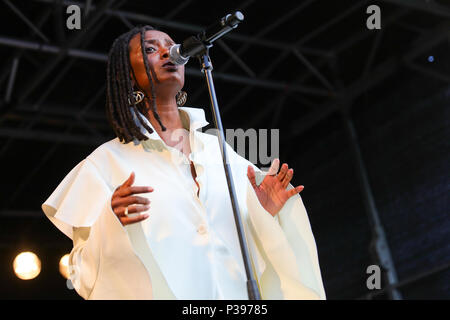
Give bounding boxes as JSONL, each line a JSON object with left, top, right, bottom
{"left": 145, "top": 47, "right": 156, "bottom": 53}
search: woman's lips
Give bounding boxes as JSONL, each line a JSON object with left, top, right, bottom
{"left": 162, "top": 61, "right": 178, "bottom": 70}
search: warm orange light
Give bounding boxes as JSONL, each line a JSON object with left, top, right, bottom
{"left": 59, "top": 254, "right": 70, "bottom": 279}
{"left": 13, "top": 251, "right": 41, "bottom": 280}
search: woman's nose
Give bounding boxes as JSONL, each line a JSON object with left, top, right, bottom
{"left": 161, "top": 47, "right": 169, "bottom": 59}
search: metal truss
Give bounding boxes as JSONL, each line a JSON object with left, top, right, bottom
{"left": 0, "top": 0, "right": 130, "bottom": 209}
{"left": 227, "top": 1, "right": 372, "bottom": 116}
{"left": 289, "top": 20, "right": 450, "bottom": 137}
{"left": 0, "top": 1, "right": 447, "bottom": 146}
{"left": 381, "top": 0, "right": 450, "bottom": 19}
{"left": 0, "top": 35, "right": 331, "bottom": 97}
{"left": 32, "top": 0, "right": 329, "bottom": 56}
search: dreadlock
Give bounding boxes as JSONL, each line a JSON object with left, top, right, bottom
{"left": 106, "top": 25, "right": 167, "bottom": 144}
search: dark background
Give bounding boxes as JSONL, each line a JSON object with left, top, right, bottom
{"left": 0, "top": 0, "right": 448, "bottom": 299}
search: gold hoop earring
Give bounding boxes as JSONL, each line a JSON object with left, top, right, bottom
{"left": 128, "top": 91, "right": 145, "bottom": 105}
{"left": 176, "top": 91, "right": 187, "bottom": 106}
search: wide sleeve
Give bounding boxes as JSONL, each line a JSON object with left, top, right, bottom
{"left": 224, "top": 142, "right": 326, "bottom": 300}
{"left": 41, "top": 158, "right": 113, "bottom": 240}
{"left": 41, "top": 158, "right": 113, "bottom": 298}
{"left": 245, "top": 168, "right": 326, "bottom": 300}
{"left": 41, "top": 157, "right": 154, "bottom": 299}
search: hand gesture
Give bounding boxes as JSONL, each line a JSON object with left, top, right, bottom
{"left": 111, "top": 172, "right": 153, "bottom": 226}
{"left": 247, "top": 159, "right": 304, "bottom": 217}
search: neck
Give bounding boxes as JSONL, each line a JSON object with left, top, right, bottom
{"left": 145, "top": 96, "right": 182, "bottom": 131}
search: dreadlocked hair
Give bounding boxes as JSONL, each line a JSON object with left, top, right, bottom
{"left": 105, "top": 25, "right": 167, "bottom": 144}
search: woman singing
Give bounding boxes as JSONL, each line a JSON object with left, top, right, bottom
{"left": 41, "top": 25, "right": 326, "bottom": 300}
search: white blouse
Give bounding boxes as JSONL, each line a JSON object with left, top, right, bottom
{"left": 41, "top": 106, "right": 326, "bottom": 300}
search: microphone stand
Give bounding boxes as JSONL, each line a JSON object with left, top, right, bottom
{"left": 193, "top": 42, "right": 261, "bottom": 300}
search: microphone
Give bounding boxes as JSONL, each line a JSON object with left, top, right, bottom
{"left": 169, "top": 11, "right": 244, "bottom": 65}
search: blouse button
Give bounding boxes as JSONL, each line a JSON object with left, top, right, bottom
{"left": 197, "top": 224, "right": 208, "bottom": 235}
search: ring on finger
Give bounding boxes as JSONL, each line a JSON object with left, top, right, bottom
{"left": 124, "top": 206, "right": 129, "bottom": 216}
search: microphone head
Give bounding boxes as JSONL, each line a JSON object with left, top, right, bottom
{"left": 169, "top": 44, "right": 190, "bottom": 65}
{"left": 227, "top": 11, "right": 244, "bottom": 27}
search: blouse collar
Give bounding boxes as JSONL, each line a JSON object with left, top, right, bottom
{"left": 130, "top": 106, "right": 209, "bottom": 139}
{"left": 129, "top": 106, "right": 209, "bottom": 150}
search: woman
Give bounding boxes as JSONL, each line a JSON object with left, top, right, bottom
{"left": 42, "top": 25, "right": 326, "bottom": 300}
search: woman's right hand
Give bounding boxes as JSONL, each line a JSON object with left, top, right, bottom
{"left": 111, "top": 172, "right": 153, "bottom": 226}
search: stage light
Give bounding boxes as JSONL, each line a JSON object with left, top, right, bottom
{"left": 428, "top": 55, "right": 434, "bottom": 62}
{"left": 59, "top": 254, "right": 70, "bottom": 279}
{"left": 13, "top": 252, "right": 41, "bottom": 280}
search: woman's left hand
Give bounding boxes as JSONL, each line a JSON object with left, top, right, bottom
{"left": 247, "top": 159, "right": 304, "bottom": 217}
